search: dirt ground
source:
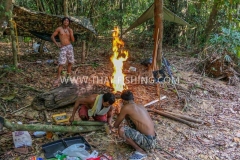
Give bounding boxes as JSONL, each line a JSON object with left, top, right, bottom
{"left": 0, "top": 40, "right": 239, "bottom": 160}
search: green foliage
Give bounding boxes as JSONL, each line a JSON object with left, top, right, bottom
{"left": 24, "top": 37, "right": 31, "bottom": 43}
{"left": 207, "top": 26, "right": 240, "bottom": 68}
{"left": 3, "top": 65, "right": 22, "bottom": 73}
{"left": 11, "top": 0, "right": 239, "bottom": 52}
{"left": 208, "top": 27, "right": 240, "bottom": 60}
{"left": 91, "top": 62, "right": 99, "bottom": 69}
{"left": 4, "top": 11, "right": 11, "bottom": 18}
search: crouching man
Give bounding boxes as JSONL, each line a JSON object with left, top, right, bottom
{"left": 113, "top": 90, "right": 156, "bottom": 160}
{"left": 69, "top": 92, "right": 115, "bottom": 126}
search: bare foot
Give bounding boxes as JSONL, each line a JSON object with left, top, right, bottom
{"left": 53, "top": 79, "right": 60, "bottom": 87}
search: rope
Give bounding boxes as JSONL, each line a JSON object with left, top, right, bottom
{"left": 9, "top": 19, "right": 20, "bottom": 62}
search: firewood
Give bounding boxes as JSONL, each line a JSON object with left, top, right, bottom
{"left": 163, "top": 111, "right": 204, "bottom": 124}
{"left": 148, "top": 109, "right": 198, "bottom": 128}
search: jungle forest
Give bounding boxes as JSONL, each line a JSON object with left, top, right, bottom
{"left": 0, "top": 0, "right": 239, "bottom": 160}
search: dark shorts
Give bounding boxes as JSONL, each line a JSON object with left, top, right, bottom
{"left": 58, "top": 44, "right": 74, "bottom": 65}
{"left": 124, "top": 126, "right": 156, "bottom": 151}
{"left": 78, "top": 105, "right": 107, "bottom": 122}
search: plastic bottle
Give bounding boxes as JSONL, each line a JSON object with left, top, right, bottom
{"left": 33, "top": 131, "right": 46, "bottom": 138}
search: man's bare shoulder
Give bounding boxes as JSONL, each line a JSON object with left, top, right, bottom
{"left": 56, "top": 27, "right": 63, "bottom": 31}
{"left": 121, "top": 104, "right": 132, "bottom": 112}
{"left": 89, "top": 94, "right": 98, "bottom": 98}
{"left": 86, "top": 94, "right": 98, "bottom": 102}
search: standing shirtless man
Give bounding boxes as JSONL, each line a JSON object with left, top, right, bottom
{"left": 51, "top": 17, "right": 75, "bottom": 86}
{"left": 114, "top": 90, "right": 156, "bottom": 160}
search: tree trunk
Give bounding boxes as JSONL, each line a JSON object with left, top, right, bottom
{"left": 63, "top": 0, "right": 69, "bottom": 16}
{"left": 203, "top": 0, "right": 221, "bottom": 44}
{"left": 36, "top": 0, "right": 45, "bottom": 12}
{"left": 0, "top": 117, "right": 103, "bottom": 133}
{"left": 165, "top": 0, "right": 178, "bottom": 45}
{"left": 39, "top": 40, "right": 46, "bottom": 54}
{"left": 5, "top": 0, "right": 18, "bottom": 67}
{"left": 119, "top": 0, "right": 123, "bottom": 38}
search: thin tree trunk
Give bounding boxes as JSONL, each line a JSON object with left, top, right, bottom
{"left": 63, "top": 0, "right": 69, "bottom": 16}
{"left": 120, "top": 0, "right": 123, "bottom": 38}
{"left": 40, "top": 0, "right": 46, "bottom": 11}
{"left": 203, "top": 0, "right": 221, "bottom": 43}
{"left": 37, "top": 0, "right": 45, "bottom": 12}
{"left": 39, "top": 41, "right": 46, "bottom": 54}
{"left": 6, "top": 0, "right": 18, "bottom": 67}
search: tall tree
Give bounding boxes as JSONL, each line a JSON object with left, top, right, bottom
{"left": 63, "top": 0, "right": 69, "bottom": 16}
{"left": 203, "top": 0, "right": 222, "bottom": 44}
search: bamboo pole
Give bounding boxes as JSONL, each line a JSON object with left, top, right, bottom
{"left": 0, "top": 117, "right": 103, "bottom": 133}
{"left": 72, "top": 121, "right": 105, "bottom": 126}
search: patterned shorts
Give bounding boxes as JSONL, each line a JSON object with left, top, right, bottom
{"left": 58, "top": 44, "right": 74, "bottom": 65}
{"left": 124, "top": 126, "right": 157, "bottom": 151}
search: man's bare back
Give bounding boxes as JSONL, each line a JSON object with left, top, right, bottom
{"left": 118, "top": 103, "right": 155, "bottom": 136}
{"left": 113, "top": 90, "right": 156, "bottom": 158}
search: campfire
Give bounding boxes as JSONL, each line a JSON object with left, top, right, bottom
{"left": 110, "top": 26, "right": 129, "bottom": 93}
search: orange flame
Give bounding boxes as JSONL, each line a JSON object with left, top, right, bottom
{"left": 110, "top": 26, "right": 128, "bottom": 93}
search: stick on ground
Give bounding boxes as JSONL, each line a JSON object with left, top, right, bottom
{"left": 148, "top": 109, "right": 198, "bottom": 128}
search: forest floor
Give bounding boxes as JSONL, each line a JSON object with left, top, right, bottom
{"left": 0, "top": 40, "right": 239, "bottom": 160}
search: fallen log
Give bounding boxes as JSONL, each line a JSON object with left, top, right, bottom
{"left": 0, "top": 116, "right": 103, "bottom": 133}
{"left": 31, "top": 82, "right": 112, "bottom": 110}
{"left": 148, "top": 109, "right": 198, "bottom": 128}
{"left": 163, "top": 111, "right": 204, "bottom": 124}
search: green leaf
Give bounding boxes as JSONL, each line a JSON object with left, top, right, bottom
{"left": 1, "top": 94, "right": 16, "bottom": 101}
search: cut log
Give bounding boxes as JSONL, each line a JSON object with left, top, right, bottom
{"left": 148, "top": 109, "right": 198, "bottom": 128}
{"left": 31, "top": 82, "right": 112, "bottom": 110}
{"left": 0, "top": 116, "right": 103, "bottom": 133}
